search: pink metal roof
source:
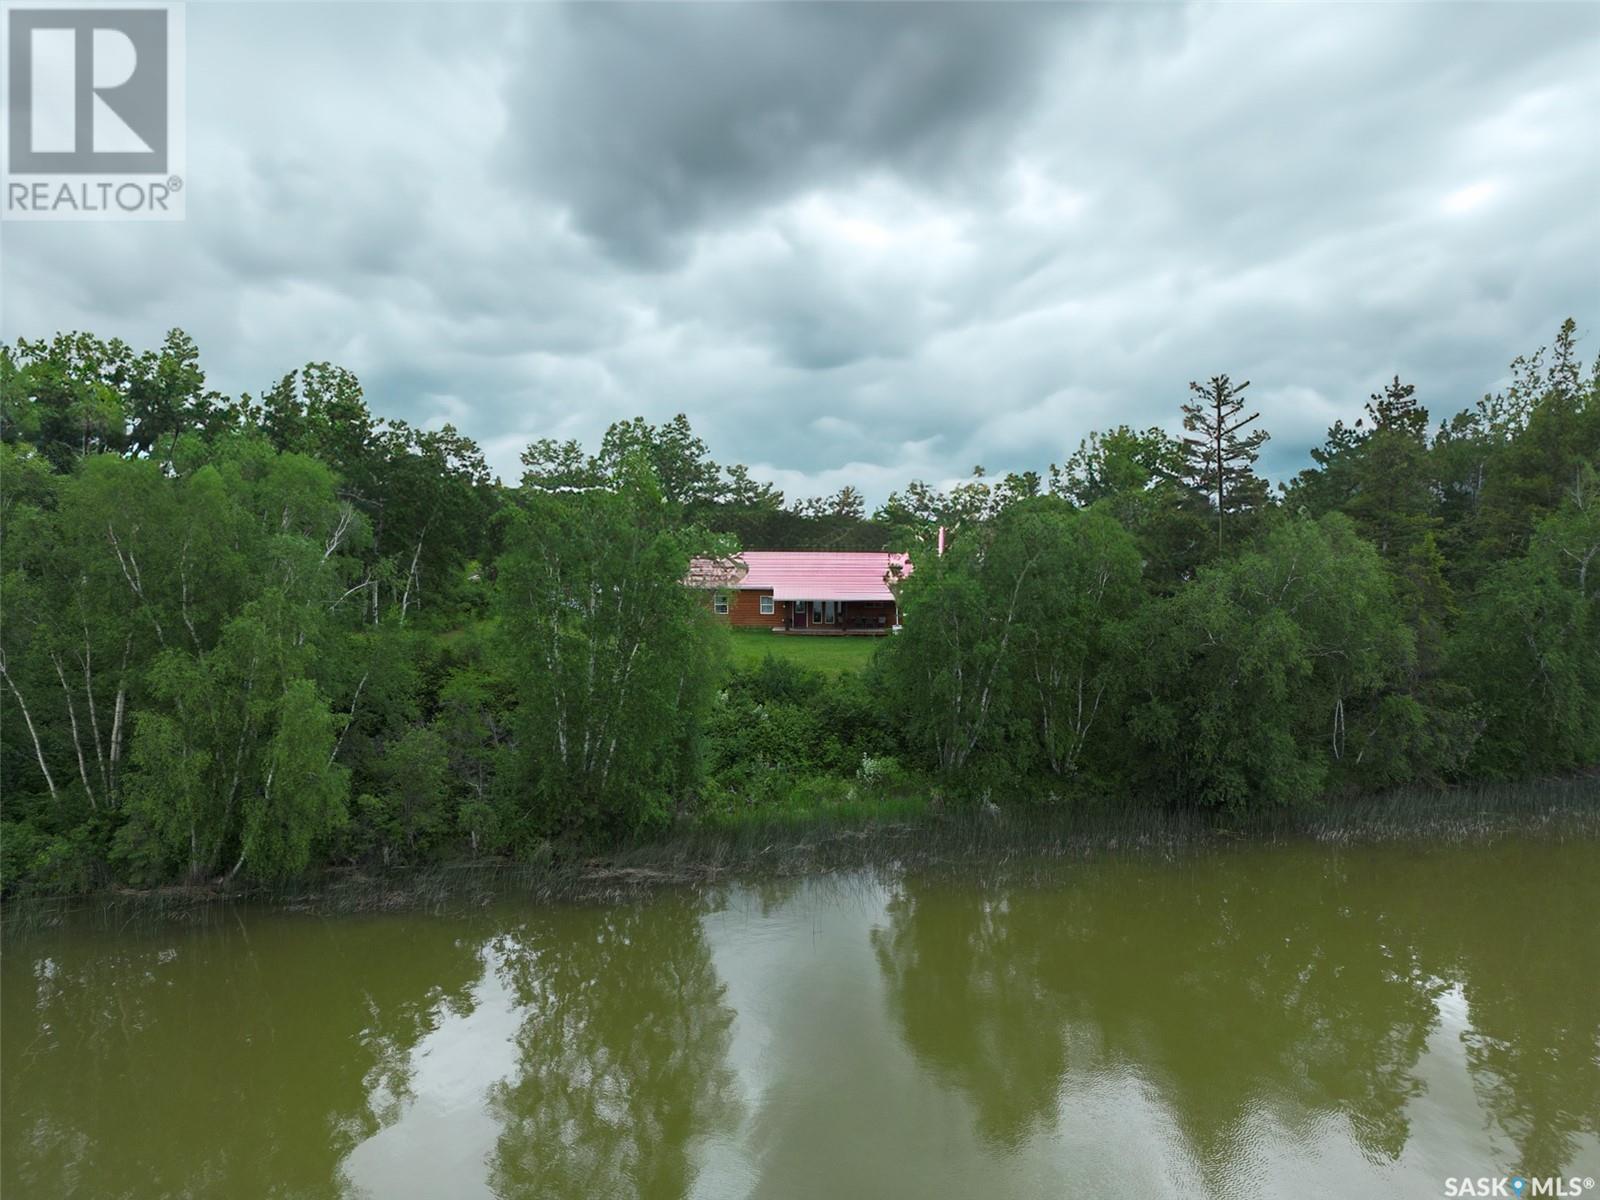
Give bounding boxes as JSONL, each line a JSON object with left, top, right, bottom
{"left": 687, "top": 550, "right": 911, "bottom": 601}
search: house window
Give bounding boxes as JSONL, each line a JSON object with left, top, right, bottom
{"left": 713, "top": 592, "right": 729, "bottom": 615}
{"left": 760, "top": 595, "right": 775, "bottom": 615}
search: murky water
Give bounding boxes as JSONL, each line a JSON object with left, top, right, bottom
{"left": 3, "top": 840, "right": 1597, "bottom": 1199}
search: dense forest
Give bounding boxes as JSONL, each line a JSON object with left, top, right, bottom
{"left": 1, "top": 322, "right": 1596, "bottom": 892}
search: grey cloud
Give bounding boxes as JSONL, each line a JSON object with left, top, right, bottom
{"left": 500, "top": 3, "right": 1080, "bottom": 267}
{"left": 2, "top": 2, "right": 1597, "bottom": 504}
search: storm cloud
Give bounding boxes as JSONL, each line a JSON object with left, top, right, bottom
{"left": 2, "top": 1, "right": 1596, "bottom": 498}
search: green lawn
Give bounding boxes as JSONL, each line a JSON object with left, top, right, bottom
{"left": 726, "top": 630, "right": 884, "bottom": 676}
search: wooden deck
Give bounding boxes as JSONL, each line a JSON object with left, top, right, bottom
{"left": 771, "top": 627, "right": 893, "bottom": 637}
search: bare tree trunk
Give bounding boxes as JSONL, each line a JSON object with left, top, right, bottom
{"left": 956, "top": 549, "right": 1041, "bottom": 768}
{"left": 1215, "top": 424, "right": 1225, "bottom": 551}
{"left": 80, "top": 637, "right": 110, "bottom": 796}
{"left": 220, "top": 658, "right": 260, "bottom": 851}
{"left": 399, "top": 531, "right": 427, "bottom": 621}
{"left": 107, "top": 525, "right": 168, "bottom": 646}
{"left": 107, "top": 636, "right": 131, "bottom": 803}
{"left": 1, "top": 655, "right": 60, "bottom": 801}
{"left": 328, "top": 669, "right": 369, "bottom": 766}
{"left": 179, "top": 544, "right": 204, "bottom": 652}
{"left": 322, "top": 503, "right": 353, "bottom": 561}
{"left": 51, "top": 654, "right": 98, "bottom": 810}
{"left": 109, "top": 681, "right": 127, "bottom": 798}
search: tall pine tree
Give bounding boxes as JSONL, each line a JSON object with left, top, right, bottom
{"left": 1181, "top": 375, "right": 1269, "bottom": 551}
{"left": 1348, "top": 375, "right": 1437, "bottom": 559}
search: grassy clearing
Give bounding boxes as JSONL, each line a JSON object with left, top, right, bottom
{"left": 725, "top": 630, "right": 883, "bottom": 676}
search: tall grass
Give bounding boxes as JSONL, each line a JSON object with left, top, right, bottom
{"left": 600, "top": 774, "right": 1600, "bottom": 886}
{"left": 4, "top": 777, "right": 1594, "bottom": 927}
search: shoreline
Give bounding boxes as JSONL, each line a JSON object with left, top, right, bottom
{"left": 4, "top": 776, "right": 1596, "bottom": 923}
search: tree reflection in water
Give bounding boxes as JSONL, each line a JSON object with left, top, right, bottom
{"left": 3, "top": 842, "right": 1593, "bottom": 1199}
{"left": 485, "top": 893, "right": 741, "bottom": 1199}
{"left": 873, "top": 843, "right": 1599, "bottom": 1179}
{"left": 1435, "top": 842, "right": 1600, "bottom": 1175}
{"left": 0, "top": 909, "right": 483, "bottom": 1200}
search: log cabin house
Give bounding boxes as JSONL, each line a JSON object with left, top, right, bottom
{"left": 686, "top": 550, "right": 911, "bottom": 634}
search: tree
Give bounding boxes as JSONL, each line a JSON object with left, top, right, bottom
{"left": 257, "top": 363, "right": 375, "bottom": 477}
{"left": 519, "top": 436, "right": 602, "bottom": 492}
{"left": 488, "top": 898, "right": 740, "bottom": 1197}
{"left": 496, "top": 456, "right": 731, "bottom": 839}
{"left": 124, "top": 330, "right": 222, "bottom": 467}
{"left": 828, "top": 485, "right": 866, "bottom": 520}
{"left": 874, "top": 516, "right": 1022, "bottom": 777}
{"left": 597, "top": 414, "right": 723, "bottom": 513}
{"left": 239, "top": 678, "right": 349, "bottom": 880}
{"left": 353, "top": 725, "right": 450, "bottom": 864}
{"left": 1347, "top": 377, "right": 1437, "bottom": 559}
{"left": 363, "top": 422, "right": 494, "bottom": 622}
{"left": 793, "top": 485, "right": 867, "bottom": 522}
{"left": 1, "top": 330, "right": 230, "bottom": 474}
{"left": 876, "top": 468, "right": 1007, "bottom": 548}
{"left": 722, "top": 462, "right": 784, "bottom": 510}
{"left": 1052, "top": 425, "right": 1207, "bottom": 587}
{"left": 1052, "top": 426, "right": 1185, "bottom": 509}
{"left": 1434, "top": 319, "right": 1600, "bottom": 575}
{"left": 1450, "top": 469, "right": 1600, "bottom": 775}
{"left": 1285, "top": 417, "right": 1365, "bottom": 517}
{"left": 876, "top": 498, "right": 1145, "bottom": 784}
{"left": 104, "top": 447, "right": 361, "bottom": 883}
{"left": 118, "top": 603, "right": 352, "bottom": 885}
{"left": 1130, "top": 515, "right": 1414, "bottom": 809}
{"left": 7, "top": 320, "right": 1598, "bottom": 891}
{"left": 245, "top": 366, "right": 495, "bottom": 623}
{"left": 2, "top": 333, "right": 133, "bottom": 469}
{"left": 1181, "top": 375, "right": 1270, "bottom": 551}
{"left": 875, "top": 479, "right": 947, "bottom": 531}
{"left": 1006, "top": 502, "right": 1147, "bottom": 778}
{"left": 433, "top": 666, "right": 511, "bottom": 853}
{"left": 1287, "top": 377, "right": 1436, "bottom": 559}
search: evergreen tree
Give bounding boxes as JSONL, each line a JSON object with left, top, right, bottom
{"left": 1180, "top": 375, "right": 1269, "bottom": 551}
{"left": 722, "top": 463, "right": 784, "bottom": 510}
{"left": 828, "top": 485, "right": 867, "bottom": 520}
{"left": 1346, "top": 376, "right": 1437, "bottom": 560}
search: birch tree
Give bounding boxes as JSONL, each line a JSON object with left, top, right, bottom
{"left": 1007, "top": 503, "right": 1146, "bottom": 778}
{"left": 497, "top": 455, "right": 730, "bottom": 839}
{"left": 1130, "top": 514, "right": 1414, "bottom": 809}
{"left": 876, "top": 500, "right": 1059, "bottom": 779}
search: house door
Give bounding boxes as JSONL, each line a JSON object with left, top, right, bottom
{"left": 792, "top": 600, "right": 807, "bottom": 629}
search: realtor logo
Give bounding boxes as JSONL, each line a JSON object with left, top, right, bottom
{"left": 3, "top": 2, "right": 186, "bottom": 220}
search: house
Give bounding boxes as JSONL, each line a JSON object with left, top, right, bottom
{"left": 687, "top": 550, "right": 911, "bottom": 634}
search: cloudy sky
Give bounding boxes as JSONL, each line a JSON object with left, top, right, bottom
{"left": 3, "top": 1, "right": 1597, "bottom": 500}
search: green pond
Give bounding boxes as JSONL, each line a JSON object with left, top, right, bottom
{"left": 3, "top": 839, "right": 1598, "bottom": 1199}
